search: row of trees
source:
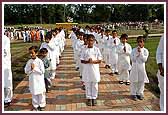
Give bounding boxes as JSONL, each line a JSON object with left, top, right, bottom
{"left": 4, "top": 4, "right": 164, "bottom": 24}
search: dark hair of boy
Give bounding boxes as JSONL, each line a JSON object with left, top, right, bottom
{"left": 105, "top": 29, "right": 110, "bottom": 33}
{"left": 120, "top": 34, "right": 128, "bottom": 40}
{"left": 87, "top": 34, "right": 95, "bottom": 40}
{"left": 45, "top": 32, "right": 52, "bottom": 40}
{"left": 79, "top": 32, "right": 84, "bottom": 36}
{"left": 137, "top": 36, "right": 145, "bottom": 42}
{"left": 40, "top": 48, "right": 48, "bottom": 54}
{"left": 29, "top": 46, "right": 39, "bottom": 53}
{"left": 112, "top": 30, "right": 117, "bottom": 33}
{"left": 100, "top": 29, "right": 105, "bottom": 32}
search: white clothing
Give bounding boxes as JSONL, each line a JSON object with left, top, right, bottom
{"left": 80, "top": 46, "right": 102, "bottom": 82}
{"left": 74, "top": 39, "right": 84, "bottom": 68}
{"left": 51, "top": 36, "right": 61, "bottom": 64}
{"left": 32, "top": 93, "right": 46, "bottom": 108}
{"left": 85, "top": 82, "right": 98, "bottom": 99}
{"left": 108, "top": 37, "right": 120, "bottom": 72}
{"left": 40, "top": 42, "right": 57, "bottom": 70}
{"left": 3, "top": 35, "right": 13, "bottom": 103}
{"left": 103, "top": 35, "right": 111, "bottom": 65}
{"left": 130, "top": 81, "right": 145, "bottom": 95}
{"left": 129, "top": 47, "right": 149, "bottom": 83}
{"left": 117, "top": 43, "right": 132, "bottom": 80}
{"left": 24, "top": 57, "right": 46, "bottom": 95}
{"left": 156, "top": 35, "right": 164, "bottom": 111}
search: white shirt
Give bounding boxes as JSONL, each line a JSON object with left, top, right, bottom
{"left": 80, "top": 46, "right": 102, "bottom": 82}
{"left": 156, "top": 35, "right": 164, "bottom": 69}
{"left": 24, "top": 57, "right": 46, "bottom": 95}
{"left": 129, "top": 47, "right": 149, "bottom": 83}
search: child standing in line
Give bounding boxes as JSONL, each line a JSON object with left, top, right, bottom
{"left": 117, "top": 34, "right": 132, "bottom": 85}
{"left": 81, "top": 34, "right": 102, "bottom": 106}
{"left": 103, "top": 29, "right": 111, "bottom": 69}
{"left": 109, "top": 30, "right": 120, "bottom": 75}
{"left": 80, "top": 34, "right": 88, "bottom": 90}
{"left": 129, "top": 36, "right": 149, "bottom": 101}
{"left": 40, "top": 32, "right": 57, "bottom": 79}
{"left": 24, "top": 46, "right": 46, "bottom": 111}
{"left": 39, "top": 48, "right": 52, "bottom": 93}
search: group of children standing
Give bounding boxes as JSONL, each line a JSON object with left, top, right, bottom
{"left": 24, "top": 28, "right": 66, "bottom": 111}
{"left": 69, "top": 25, "right": 149, "bottom": 106}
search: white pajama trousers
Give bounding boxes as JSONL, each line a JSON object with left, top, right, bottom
{"left": 85, "top": 82, "right": 98, "bottom": 99}
{"left": 32, "top": 93, "right": 46, "bottom": 108}
{"left": 4, "top": 88, "right": 13, "bottom": 103}
{"left": 119, "top": 69, "right": 129, "bottom": 81}
{"left": 130, "top": 81, "right": 144, "bottom": 96}
{"left": 157, "top": 70, "right": 164, "bottom": 111}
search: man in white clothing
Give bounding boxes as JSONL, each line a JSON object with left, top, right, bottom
{"left": 3, "top": 35, "right": 13, "bottom": 106}
{"left": 156, "top": 35, "right": 164, "bottom": 111}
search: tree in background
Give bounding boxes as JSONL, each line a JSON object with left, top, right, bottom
{"left": 4, "top": 4, "right": 164, "bottom": 25}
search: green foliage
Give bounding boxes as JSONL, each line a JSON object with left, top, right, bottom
{"left": 4, "top": 4, "right": 164, "bottom": 24}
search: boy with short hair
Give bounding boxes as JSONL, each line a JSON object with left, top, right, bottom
{"left": 39, "top": 48, "right": 52, "bottom": 93}
{"left": 129, "top": 36, "right": 149, "bottom": 101}
{"left": 117, "top": 34, "right": 132, "bottom": 85}
{"left": 81, "top": 34, "right": 102, "bottom": 106}
{"left": 24, "top": 46, "right": 46, "bottom": 111}
{"left": 109, "top": 30, "right": 120, "bottom": 75}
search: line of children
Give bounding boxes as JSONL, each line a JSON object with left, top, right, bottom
{"left": 71, "top": 26, "right": 150, "bottom": 102}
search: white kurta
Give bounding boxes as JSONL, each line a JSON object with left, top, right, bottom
{"left": 24, "top": 57, "right": 46, "bottom": 95}
{"left": 103, "top": 35, "right": 112, "bottom": 65}
{"left": 40, "top": 41, "right": 57, "bottom": 70}
{"left": 117, "top": 43, "right": 132, "bottom": 70}
{"left": 156, "top": 35, "right": 164, "bottom": 111}
{"left": 3, "top": 35, "right": 13, "bottom": 102}
{"left": 129, "top": 47, "right": 149, "bottom": 83}
{"left": 80, "top": 46, "right": 102, "bottom": 82}
{"left": 117, "top": 43, "right": 132, "bottom": 80}
{"left": 108, "top": 37, "right": 120, "bottom": 65}
{"left": 51, "top": 36, "right": 61, "bottom": 64}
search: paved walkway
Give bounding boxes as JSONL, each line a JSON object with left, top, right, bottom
{"left": 4, "top": 39, "right": 160, "bottom": 112}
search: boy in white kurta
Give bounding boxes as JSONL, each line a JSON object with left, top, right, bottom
{"left": 81, "top": 34, "right": 102, "bottom": 106}
{"left": 109, "top": 30, "right": 120, "bottom": 75}
{"left": 117, "top": 34, "right": 132, "bottom": 85}
{"left": 24, "top": 46, "right": 46, "bottom": 111}
{"left": 103, "top": 29, "right": 112, "bottom": 69}
{"left": 156, "top": 35, "right": 164, "bottom": 111}
{"left": 3, "top": 35, "right": 13, "bottom": 106}
{"left": 129, "top": 36, "right": 149, "bottom": 101}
